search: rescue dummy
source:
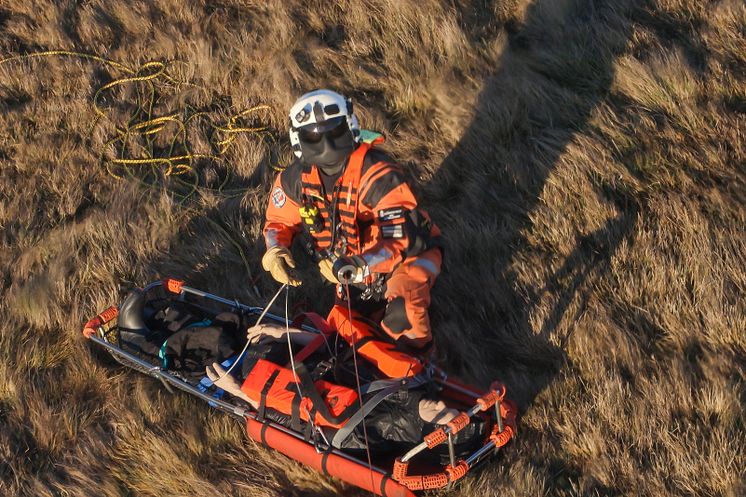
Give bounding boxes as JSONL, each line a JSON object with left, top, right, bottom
{"left": 262, "top": 89, "right": 442, "bottom": 350}
{"left": 206, "top": 323, "right": 484, "bottom": 454}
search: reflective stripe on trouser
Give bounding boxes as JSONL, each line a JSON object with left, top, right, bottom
{"left": 381, "top": 248, "right": 442, "bottom": 348}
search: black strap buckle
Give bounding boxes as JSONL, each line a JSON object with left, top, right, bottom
{"left": 311, "top": 358, "right": 335, "bottom": 381}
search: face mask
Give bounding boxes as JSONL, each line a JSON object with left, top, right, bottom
{"left": 298, "top": 117, "right": 355, "bottom": 173}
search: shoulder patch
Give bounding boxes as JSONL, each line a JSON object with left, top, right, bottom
{"left": 378, "top": 207, "right": 405, "bottom": 221}
{"left": 271, "top": 186, "right": 287, "bottom": 208}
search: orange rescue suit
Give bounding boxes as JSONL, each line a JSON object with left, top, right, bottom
{"left": 263, "top": 132, "right": 442, "bottom": 350}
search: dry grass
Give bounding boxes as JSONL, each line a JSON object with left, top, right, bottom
{"left": 1, "top": 0, "right": 744, "bottom": 496}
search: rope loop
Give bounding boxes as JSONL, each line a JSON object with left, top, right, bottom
{"left": 0, "top": 50, "right": 279, "bottom": 202}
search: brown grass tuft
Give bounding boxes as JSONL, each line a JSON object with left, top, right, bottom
{"left": 1, "top": 0, "right": 744, "bottom": 495}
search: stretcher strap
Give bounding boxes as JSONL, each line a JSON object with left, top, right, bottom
{"left": 258, "top": 369, "right": 280, "bottom": 421}
{"left": 360, "top": 373, "right": 427, "bottom": 395}
{"left": 292, "top": 334, "right": 326, "bottom": 364}
{"left": 289, "top": 384, "right": 303, "bottom": 431}
{"left": 293, "top": 362, "right": 358, "bottom": 425}
{"left": 289, "top": 312, "right": 334, "bottom": 365}
{"left": 330, "top": 374, "right": 429, "bottom": 448}
{"left": 290, "top": 312, "right": 335, "bottom": 335}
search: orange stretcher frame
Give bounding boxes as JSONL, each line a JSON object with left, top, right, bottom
{"left": 82, "top": 278, "right": 517, "bottom": 496}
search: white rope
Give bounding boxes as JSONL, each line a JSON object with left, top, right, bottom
{"left": 343, "top": 280, "right": 376, "bottom": 490}
{"left": 210, "top": 282, "right": 287, "bottom": 384}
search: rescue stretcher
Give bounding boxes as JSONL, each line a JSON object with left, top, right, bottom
{"left": 82, "top": 278, "right": 517, "bottom": 496}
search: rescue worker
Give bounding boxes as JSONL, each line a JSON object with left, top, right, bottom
{"left": 261, "top": 89, "right": 442, "bottom": 350}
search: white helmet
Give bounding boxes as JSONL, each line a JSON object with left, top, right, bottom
{"left": 288, "top": 89, "right": 360, "bottom": 170}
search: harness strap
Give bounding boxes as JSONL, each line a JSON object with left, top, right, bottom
{"left": 293, "top": 362, "right": 359, "bottom": 425}
{"left": 331, "top": 374, "right": 429, "bottom": 448}
{"left": 288, "top": 384, "right": 303, "bottom": 431}
{"left": 288, "top": 312, "right": 335, "bottom": 365}
{"left": 290, "top": 312, "right": 335, "bottom": 334}
{"left": 257, "top": 369, "right": 281, "bottom": 421}
{"left": 360, "top": 375, "right": 418, "bottom": 395}
{"left": 352, "top": 335, "right": 376, "bottom": 352}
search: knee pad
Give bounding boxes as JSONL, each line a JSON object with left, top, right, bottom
{"left": 382, "top": 296, "right": 412, "bottom": 335}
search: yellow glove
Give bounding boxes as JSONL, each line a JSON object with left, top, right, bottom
{"left": 318, "top": 258, "right": 338, "bottom": 284}
{"left": 261, "top": 246, "right": 302, "bottom": 286}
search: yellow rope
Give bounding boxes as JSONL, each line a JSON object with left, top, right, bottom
{"left": 0, "top": 50, "right": 278, "bottom": 202}
{"left": 213, "top": 104, "right": 272, "bottom": 153}
{"left": 0, "top": 50, "right": 135, "bottom": 74}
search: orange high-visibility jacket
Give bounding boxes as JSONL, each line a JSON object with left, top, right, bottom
{"left": 264, "top": 132, "right": 440, "bottom": 275}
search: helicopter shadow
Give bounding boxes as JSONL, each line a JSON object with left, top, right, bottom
{"left": 420, "top": 0, "right": 643, "bottom": 412}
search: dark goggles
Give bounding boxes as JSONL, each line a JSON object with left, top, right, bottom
{"left": 297, "top": 116, "right": 349, "bottom": 144}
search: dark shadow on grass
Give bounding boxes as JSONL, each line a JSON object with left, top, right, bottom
{"left": 412, "top": 2, "right": 650, "bottom": 493}
{"left": 422, "top": 0, "right": 644, "bottom": 410}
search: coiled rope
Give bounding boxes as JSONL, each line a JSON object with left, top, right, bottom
{"left": 0, "top": 50, "right": 280, "bottom": 203}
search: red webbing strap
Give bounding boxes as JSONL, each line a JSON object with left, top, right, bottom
{"left": 289, "top": 312, "right": 335, "bottom": 364}
{"left": 291, "top": 312, "right": 335, "bottom": 335}
{"left": 292, "top": 335, "right": 326, "bottom": 364}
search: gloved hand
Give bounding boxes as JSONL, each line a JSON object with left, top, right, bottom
{"left": 332, "top": 255, "right": 367, "bottom": 283}
{"left": 261, "top": 246, "right": 302, "bottom": 286}
{"left": 318, "top": 258, "right": 338, "bottom": 283}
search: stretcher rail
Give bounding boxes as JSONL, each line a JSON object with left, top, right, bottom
{"left": 82, "top": 278, "right": 518, "bottom": 495}
{"left": 390, "top": 380, "right": 516, "bottom": 491}
{"left": 88, "top": 335, "right": 250, "bottom": 418}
